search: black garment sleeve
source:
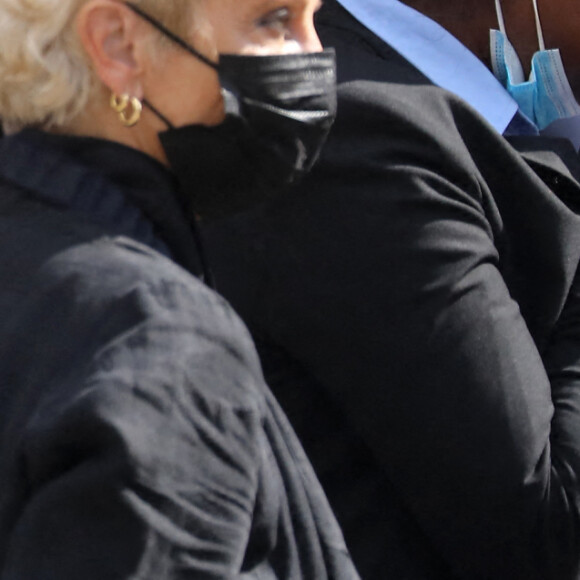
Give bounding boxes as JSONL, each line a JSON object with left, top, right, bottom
{"left": 0, "top": 242, "right": 267, "bottom": 580}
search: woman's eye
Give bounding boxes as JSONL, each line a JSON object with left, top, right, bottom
{"left": 257, "top": 7, "right": 292, "bottom": 33}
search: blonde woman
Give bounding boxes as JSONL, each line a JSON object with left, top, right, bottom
{"left": 0, "top": 1, "right": 354, "bottom": 579}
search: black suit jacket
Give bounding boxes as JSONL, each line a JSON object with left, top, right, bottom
{"left": 204, "top": 2, "right": 580, "bottom": 578}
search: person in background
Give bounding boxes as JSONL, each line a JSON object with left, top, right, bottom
{"left": 203, "top": 0, "right": 580, "bottom": 578}
{"left": 0, "top": 1, "right": 360, "bottom": 579}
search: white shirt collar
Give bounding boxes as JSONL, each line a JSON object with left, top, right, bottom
{"left": 337, "top": 0, "right": 518, "bottom": 134}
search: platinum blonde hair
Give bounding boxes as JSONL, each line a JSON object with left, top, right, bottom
{"left": 0, "top": 0, "right": 193, "bottom": 132}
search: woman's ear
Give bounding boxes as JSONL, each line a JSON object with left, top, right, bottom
{"left": 76, "top": 0, "right": 145, "bottom": 98}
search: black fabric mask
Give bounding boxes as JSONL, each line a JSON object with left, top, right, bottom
{"left": 126, "top": 3, "right": 337, "bottom": 221}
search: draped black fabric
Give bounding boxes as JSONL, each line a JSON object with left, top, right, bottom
{"left": 0, "top": 129, "right": 359, "bottom": 580}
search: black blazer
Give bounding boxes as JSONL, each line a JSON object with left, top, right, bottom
{"left": 204, "top": 2, "right": 580, "bottom": 579}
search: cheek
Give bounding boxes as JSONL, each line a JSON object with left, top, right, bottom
{"left": 178, "top": 72, "right": 224, "bottom": 125}
{"left": 202, "top": 85, "right": 226, "bottom": 125}
{"left": 147, "top": 55, "right": 225, "bottom": 126}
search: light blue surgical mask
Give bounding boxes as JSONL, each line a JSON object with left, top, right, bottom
{"left": 490, "top": 0, "right": 580, "bottom": 131}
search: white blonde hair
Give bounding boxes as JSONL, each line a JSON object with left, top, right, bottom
{"left": 0, "top": 0, "right": 193, "bottom": 132}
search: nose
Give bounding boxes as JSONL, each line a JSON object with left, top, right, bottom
{"left": 281, "top": 9, "right": 324, "bottom": 55}
{"left": 300, "top": 20, "right": 323, "bottom": 52}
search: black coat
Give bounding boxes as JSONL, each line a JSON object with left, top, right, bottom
{"left": 203, "top": 2, "right": 580, "bottom": 579}
{"left": 0, "top": 129, "right": 359, "bottom": 580}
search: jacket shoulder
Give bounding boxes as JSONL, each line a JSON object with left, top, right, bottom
{"left": 0, "top": 197, "right": 265, "bottom": 412}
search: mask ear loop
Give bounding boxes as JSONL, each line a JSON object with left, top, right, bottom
{"left": 142, "top": 94, "right": 218, "bottom": 289}
{"left": 495, "top": 0, "right": 544, "bottom": 51}
{"left": 494, "top": 0, "right": 507, "bottom": 34}
{"left": 124, "top": 2, "right": 219, "bottom": 289}
{"left": 143, "top": 99, "right": 175, "bottom": 129}
{"left": 124, "top": 0, "right": 221, "bottom": 131}
{"left": 124, "top": 2, "right": 219, "bottom": 69}
{"left": 531, "top": 0, "right": 546, "bottom": 51}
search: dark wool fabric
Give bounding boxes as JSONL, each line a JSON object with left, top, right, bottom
{"left": 0, "top": 129, "right": 359, "bottom": 580}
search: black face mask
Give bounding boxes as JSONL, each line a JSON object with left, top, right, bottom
{"left": 126, "top": 3, "right": 337, "bottom": 221}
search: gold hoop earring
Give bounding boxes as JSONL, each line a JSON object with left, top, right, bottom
{"left": 110, "top": 93, "right": 142, "bottom": 127}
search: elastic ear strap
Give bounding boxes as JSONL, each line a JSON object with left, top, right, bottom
{"left": 124, "top": 2, "right": 219, "bottom": 70}
{"left": 143, "top": 99, "right": 174, "bottom": 129}
{"left": 494, "top": 0, "right": 506, "bottom": 34}
{"left": 531, "top": 0, "right": 545, "bottom": 51}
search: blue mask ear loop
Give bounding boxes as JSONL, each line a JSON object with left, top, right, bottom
{"left": 495, "top": 0, "right": 545, "bottom": 52}
{"left": 531, "top": 0, "right": 545, "bottom": 51}
{"left": 495, "top": 0, "right": 507, "bottom": 35}
{"left": 124, "top": 2, "right": 218, "bottom": 289}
